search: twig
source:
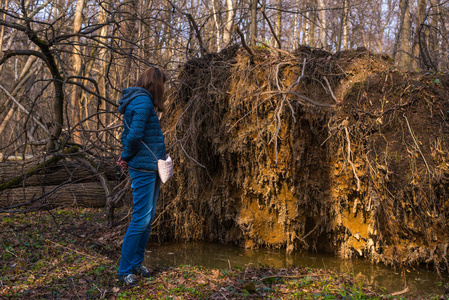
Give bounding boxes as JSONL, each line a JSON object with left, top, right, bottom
{"left": 287, "top": 58, "right": 307, "bottom": 90}
{"left": 151, "top": 197, "right": 177, "bottom": 226}
{"left": 259, "top": 273, "right": 325, "bottom": 282}
{"left": 71, "top": 278, "right": 82, "bottom": 300}
{"left": 388, "top": 286, "right": 409, "bottom": 296}
{"left": 166, "top": 0, "right": 207, "bottom": 56}
{"left": 272, "top": 99, "right": 283, "bottom": 164}
{"left": 404, "top": 115, "right": 433, "bottom": 177}
{"left": 301, "top": 223, "right": 319, "bottom": 241}
{"left": 275, "top": 62, "right": 290, "bottom": 90}
{"left": 260, "top": 5, "right": 281, "bottom": 49}
{"left": 0, "top": 83, "right": 50, "bottom": 134}
{"left": 253, "top": 39, "right": 292, "bottom": 57}
{"left": 45, "top": 239, "right": 104, "bottom": 261}
{"left": 260, "top": 90, "right": 336, "bottom": 108}
{"left": 323, "top": 76, "right": 339, "bottom": 103}
{"left": 226, "top": 95, "right": 273, "bottom": 133}
{"left": 234, "top": 25, "right": 254, "bottom": 60}
{"left": 178, "top": 140, "right": 206, "bottom": 168}
{"left": 76, "top": 124, "right": 123, "bottom": 132}
{"left": 344, "top": 126, "right": 360, "bottom": 191}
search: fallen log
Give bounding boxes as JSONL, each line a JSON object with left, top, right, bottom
{"left": 0, "top": 160, "right": 118, "bottom": 188}
{"left": 0, "top": 182, "right": 108, "bottom": 208}
{"left": 0, "top": 147, "right": 79, "bottom": 191}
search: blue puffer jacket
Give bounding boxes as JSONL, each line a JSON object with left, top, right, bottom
{"left": 118, "top": 87, "right": 166, "bottom": 171}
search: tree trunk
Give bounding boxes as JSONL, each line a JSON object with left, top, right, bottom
{"left": 70, "top": 0, "right": 84, "bottom": 145}
{"left": 411, "top": 0, "right": 427, "bottom": 70}
{"left": 0, "top": 0, "right": 9, "bottom": 73}
{"left": 0, "top": 182, "right": 108, "bottom": 208}
{"left": 275, "top": 0, "right": 282, "bottom": 45}
{"left": 437, "top": 0, "right": 448, "bottom": 70}
{"left": 309, "top": 3, "right": 316, "bottom": 47}
{"left": 318, "top": 0, "right": 326, "bottom": 49}
{"left": 212, "top": 0, "right": 220, "bottom": 51}
{"left": 249, "top": 0, "right": 257, "bottom": 44}
{"left": 342, "top": 0, "right": 349, "bottom": 50}
{"left": 337, "top": 0, "right": 348, "bottom": 51}
{"left": 97, "top": 1, "right": 108, "bottom": 135}
{"left": 0, "top": 161, "right": 117, "bottom": 189}
{"left": 223, "top": 0, "right": 234, "bottom": 45}
{"left": 0, "top": 56, "right": 39, "bottom": 136}
{"left": 122, "top": 0, "right": 140, "bottom": 88}
{"left": 395, "top": 0, "right": 411, "bottom": 69}
{"left": 293, "top": 12, "right": 299, "bottom": 49}
{"left": 304, "top": 5, "right": 311, "bottom": 45}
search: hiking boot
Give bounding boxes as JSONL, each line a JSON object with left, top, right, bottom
{"left": 132, "top": 265, "right": 152, "bottom": 278}
{"left": 118, "top": 274, "right": 138, "bottom": 287}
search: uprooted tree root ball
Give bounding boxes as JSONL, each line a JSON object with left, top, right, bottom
{"left": 154, "top": 45, "right": 449, "bottom": 271}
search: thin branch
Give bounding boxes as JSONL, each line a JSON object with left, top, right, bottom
{"left": 0, "top": 83, "right": 50, "bottom": 134}
{"left": 287, "top": 58, "right": 307, "bottom": 90}
{"left": 76, "top": 124, "right": 123, "bottom": 132}
{"left": 260, "top": 5, "right": 281, "bottom": 49}
{"left": 0, "top": 19, "right": 27, "bottom": 31}
{"left": 166, "top": 0, "right": 207, "bottom": 56}
{"left": 234, "top": 25, "right": 254, "bottom": 59}
{"left": 0, "top": 49, "right": 47, "bottom": 66}
{"left": 323, "top": 76, "right": 339, "bottom": 103}
{"left": 261, "top": 90, "right": 336, "bottom": 108}
{"left": 66, "top": 77, "right": 118, "bottom": 108}
{"left": 178, "top": 140, "right": 206, "bottom": 168}
{"left": 344, "top": 126, "right": 360, "bottom": 191}
{"left": 404, "top": 114, "right": 433, "bottom": 177}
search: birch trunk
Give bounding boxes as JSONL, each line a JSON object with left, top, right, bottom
{"left": 223, "top": 0, "right": 235, "bottom": 45}
{"left": 342, "top": 0, "right": 349, "bottom": 50}
{"left": 304, "top": 6, "right": 310, "bottom": 45}
{"left": 212, "top": 0, "right": 220, "bottom": 51}
{"left": 318, "top": 0, "right": 326, "bottom": 49}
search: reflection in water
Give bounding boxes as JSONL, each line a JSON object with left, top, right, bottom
{"left": 144, "top": 242, "right": 448, "bottom": 298}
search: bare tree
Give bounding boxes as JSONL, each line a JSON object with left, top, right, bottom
{"left": 411, "top": 0, "right": 427, "bottom": 70}
{"left": 249, "top": 0, "right": 258, "bottom": 44}
{"left": 70, "top": 0, "right": 85, "bottom": 145}
{"left": 317, "top": 0, "right": 327, "bottom": 48}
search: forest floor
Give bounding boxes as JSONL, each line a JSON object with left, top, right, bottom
{"left": 0, "top": 208, "right": 444, "bottom": 299}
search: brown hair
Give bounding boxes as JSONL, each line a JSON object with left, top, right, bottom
{"left": 133, "top": 67, "right": 167, "bottom": 112}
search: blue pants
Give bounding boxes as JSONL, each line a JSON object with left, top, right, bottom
{"left": 118, "top": 169, "right": 160, "bottom": 275}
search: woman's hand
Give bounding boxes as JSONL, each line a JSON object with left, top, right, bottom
{"left": 116, "top": 156, "right": 128, "bottom": 170}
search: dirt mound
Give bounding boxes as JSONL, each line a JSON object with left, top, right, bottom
{"left": 155, "top": 44, "right": 449, "bottom": 271}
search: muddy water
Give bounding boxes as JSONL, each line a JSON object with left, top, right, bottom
{"left": 144, "top": 242, "right": 448, "bottom": 298}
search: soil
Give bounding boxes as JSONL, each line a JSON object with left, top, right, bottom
{"left": 156, "top": 45, "right": 449, "bottom": 272}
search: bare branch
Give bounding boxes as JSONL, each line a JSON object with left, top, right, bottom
{"left": 0, "top": 83, "right": 50, "bottom": 134}
{"left": 234, "top": 25, "right": 254, "bottom": 59}
{"left": 0, "top": 49, "right": 47, "bottom": 66}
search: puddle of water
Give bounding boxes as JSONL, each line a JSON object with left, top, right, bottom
{"left": 144, "top": 241, "right": 448, "bottom": 298}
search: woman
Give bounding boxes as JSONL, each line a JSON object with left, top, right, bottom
{"left": 116, "top": 67, "right": 167, "bottom": 287}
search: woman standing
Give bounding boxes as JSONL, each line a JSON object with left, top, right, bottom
{"left": 116, "top": 67, "right": 167, "bottom": 287}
